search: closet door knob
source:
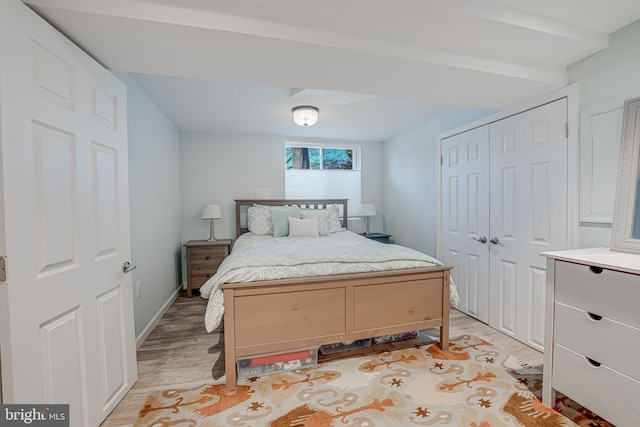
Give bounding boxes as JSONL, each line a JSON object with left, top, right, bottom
{"left": 490, "top": 236, "right": 500, "bottom": 245}
{"left": 472, "top": 235, "right": 487, "bottom": 244}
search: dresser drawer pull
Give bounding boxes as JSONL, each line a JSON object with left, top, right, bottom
{"left": 586, "top": 312, "right": 603, "bottom": 321}
{"left": 205, "top": 256, "right": 210, "bottom": 260}
{"left": 585, "top": 357, "right": 601, "bottom": 368}
{"left": 588, "top": 266, "right": 603, "bottom": 274}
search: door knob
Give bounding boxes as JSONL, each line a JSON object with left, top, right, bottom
{"left": 122, "top": 261, "right": 137, "bottom": 273}
{"left": 471, "top": 235, "right": 487, "bottom": 244}
{"left": 490, "top": 236, "right": 500, "bottom": 245}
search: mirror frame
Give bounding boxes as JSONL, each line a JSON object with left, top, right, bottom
{"left": 611, "top": 96, "right": 640, "bottom": 253}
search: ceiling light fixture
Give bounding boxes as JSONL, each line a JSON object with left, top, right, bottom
{"left": 291, "top": 105, "right": 320, "bottom": 127}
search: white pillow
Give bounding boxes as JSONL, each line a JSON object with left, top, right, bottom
{"left": 301, "top": 210, "right": 331, "bottom": 235}
{"left": 288, "top": 217, "right": 319, "bottom": 237}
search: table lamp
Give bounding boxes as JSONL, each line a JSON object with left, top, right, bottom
{"left": 201, "top": 204, "right": 222, "bottom": 241}
{"left": 360, "top": 203, "right": 377, "bottom": 235}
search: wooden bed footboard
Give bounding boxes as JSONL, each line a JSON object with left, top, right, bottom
{"left": 222, "top": 266, "right": 451, "bottom": 391}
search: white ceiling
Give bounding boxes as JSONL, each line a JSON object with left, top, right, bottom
{"left": 22, "top": 0, "right": 640, "bottom": 141}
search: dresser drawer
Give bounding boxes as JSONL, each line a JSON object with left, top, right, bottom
{"left": 554, "top": 302, "right": 640, "bottom": 380}
{"left": 552, "top": 343, "right": 640, "bottom": 427}
{"left": 555, "top": 260, "right": 640, "bottom": 328}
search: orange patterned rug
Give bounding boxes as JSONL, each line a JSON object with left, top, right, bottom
{"left": 133, "top": 335, "right": 612, "bottom": 426}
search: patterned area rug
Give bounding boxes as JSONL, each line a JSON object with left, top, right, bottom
{"left": 134, "top": 334, "right": 612, "bottom": 426}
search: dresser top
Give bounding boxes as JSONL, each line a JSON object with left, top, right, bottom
{"left": 541, "top": 247, "right": 640, "bottom": 275}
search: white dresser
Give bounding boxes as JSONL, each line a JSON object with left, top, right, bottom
{"left": 542, "top": 248, "right": 640, "bottom": 427}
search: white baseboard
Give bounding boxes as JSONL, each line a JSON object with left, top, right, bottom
{"left": 135, "top": 286, "right": 181, "bottom": 349}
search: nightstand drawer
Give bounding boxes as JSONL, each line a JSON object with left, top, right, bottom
{"left": 190, "top": 262, "right": 221, "bottom": 273}
{"left": 190, "top": 264, "right": 220, "bottom": 276}
{"left": 555, "top": 260, "right": 640, "bottom": 328}
{"left": 190, "top": 246, "right": 227, "bottom": 262}
{"left": 554, "top": 302, "right": 640, "bottom": 380}
{"left": 189, "top": 272, "right": 216, "bottom": 287}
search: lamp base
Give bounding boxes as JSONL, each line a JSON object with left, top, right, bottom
{"left": 364, "top": 216, "right": 372, "bottom": 235}
{"left": 207, "top": 220, "right": 217, "bottom": 242}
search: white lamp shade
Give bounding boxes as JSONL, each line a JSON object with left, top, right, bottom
{"left": 359, "top": 203, "right": 377, "bottom": 217}
{"left": 201, "top": 204, "right": 222, "bottom": 220}
{"left": 292, "top": 105, "right": 319, "bottom": 127}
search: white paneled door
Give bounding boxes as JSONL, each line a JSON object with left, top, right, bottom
{"left": 441, "top": 126, "right": 491, "bottom": 322}
{"left": 0, "top": 1, "right": 137, "bottom": 426}
{"left": 441, "top": 99, "right": 568, "bottom": 350}
{"left": 488, "top": 99, "right": 568, "bottom": 350}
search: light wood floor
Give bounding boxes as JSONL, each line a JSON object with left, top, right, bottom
{"left": 101, "top": 293, "right": 543, "bottom": 427}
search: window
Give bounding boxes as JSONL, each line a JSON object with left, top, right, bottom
{"left": 285, "top": 141, "right": 361, "bottom": 210}
{"left": 285, "top": 143, "right": 359, "bottom": 170}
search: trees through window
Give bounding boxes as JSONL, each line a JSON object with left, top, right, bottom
{"left": 286, "top": 143, "right": 358, "bottom": 170}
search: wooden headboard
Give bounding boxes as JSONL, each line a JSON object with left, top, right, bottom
{"left": 235, "top": 199, "right": 348, "bottom": 238}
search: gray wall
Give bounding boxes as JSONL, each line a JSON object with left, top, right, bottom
{"left": 114, "top": 72, "right": 182, "bottom": 341}
{"left": 383, "top": 107, "right": 494, "bottom": 255}
{"left": 384, "top": 18, "right": 640, "bottom": 255}
{"left": 569, "top": 19, "right": 640, "bottom": 247}
{"left": 179, "top": 131, "right": 384, "bottom": 282}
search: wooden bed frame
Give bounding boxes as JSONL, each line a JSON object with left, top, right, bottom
{"left": 222, "top": 199, "right": 452, "bottom": 391}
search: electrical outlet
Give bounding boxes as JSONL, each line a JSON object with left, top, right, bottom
{"left": 136, "top": 280, "right": 142, "bottom": 299}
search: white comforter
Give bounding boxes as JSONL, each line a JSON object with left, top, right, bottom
{"left": 200, "top": 230, "right": 459, "bottom": 332}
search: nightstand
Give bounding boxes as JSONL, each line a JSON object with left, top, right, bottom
{"left": 184, "top": 239, "right": 232, "bottom": 297}
{"left": 363, "top": 233, "right": 391, "bottom": 244}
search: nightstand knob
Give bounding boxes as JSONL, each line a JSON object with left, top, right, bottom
{"left": 205, "top": 256, "right": 210, "bottom": 260}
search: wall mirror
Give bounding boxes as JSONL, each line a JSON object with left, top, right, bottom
{"left": 611, "top": 96, "right": 640, "bottom": 253}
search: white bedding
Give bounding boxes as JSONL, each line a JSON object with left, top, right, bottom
{"left": 200, "top": 230, "right": 459, "bottom": 332}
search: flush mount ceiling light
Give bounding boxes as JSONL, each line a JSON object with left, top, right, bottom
{"left": 291, "top": 105, "right": 320, "bottom": 127}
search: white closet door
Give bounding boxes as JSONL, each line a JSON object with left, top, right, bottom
{"left": 0, "top": 1, "right": 137, "bottom": 425}
{"left": 441, "top": 126, "right": 491, "bottom": 322}
{"left": 488, "top": 98, "right": 568, "bottom": 350}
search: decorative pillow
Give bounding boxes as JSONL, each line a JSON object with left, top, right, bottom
{"left": 247, "top": 205, "right": 273, "bottom": 235}
{"left": 301, "top": 210, "right": 331, "bottom": 236}
{"left": 301, "top": 204, "right": 343, "bottom": 234}
{"left": 288, "top": 217, "right": 319, "bottom": 237}
{"left": 270, "top": 206, "right": 302, "bottom": 237}
{"left": 327, "top": 204, "right": 343, "bottom": 233}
